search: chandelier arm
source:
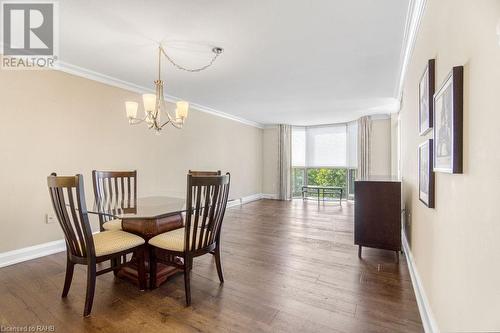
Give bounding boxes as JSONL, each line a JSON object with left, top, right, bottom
{"left": 128, "top": 116, "right": 148, "bottom": 125}
{"left": 158, "top": 119, "right": 171, "bottom": 129}
{"left": 166, "top": 112, "right": 183, "bottom": 129}
{"left": 159, "top": 46, "right": 222, "bottom": 73}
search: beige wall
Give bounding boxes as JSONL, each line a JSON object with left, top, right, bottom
{"left": 262, "top": 126, "right": 279, "bottom": 196}
{"left": 399, "top": 0, "right": 500, "bottom": 330}
{"left": 0, "top": 70, "right": 263, "bottom": 253}
{"left": 370, "top": 118, "right": 392, "bottom": 177}
{"left": 390, "top": 113, "right": 400, "bottom": 177}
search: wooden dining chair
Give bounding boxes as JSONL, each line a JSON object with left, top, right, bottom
{"left": 92, "top": 170, "right": 137, "bottom": 231}
{"left": 47, "top": 173, "right": 146, "bottom": 317}
{"left": 148, "top": 173, "right": 231, "bottom": 305}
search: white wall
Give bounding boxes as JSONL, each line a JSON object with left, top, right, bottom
{"left": 398, "top": 0, "right": 500, "bottom": 330}
{"left": 0, "top": 70, "right": 263, "bottom": 253}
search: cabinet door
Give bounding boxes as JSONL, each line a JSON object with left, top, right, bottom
{"left": 354, "top": 181, "right": 401, "bottom": 251}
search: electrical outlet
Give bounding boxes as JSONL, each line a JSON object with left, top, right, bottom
{"left": 45, "top": 213, "right": 56, "bottom": 224}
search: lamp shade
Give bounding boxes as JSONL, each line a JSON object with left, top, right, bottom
{"left": 175, "top": 101, "right": 189, "bottom": 119}
{"left": 497, "top": 19, "right": 500, "bottom": 45}
{"left": 125, "top": 101, "right": 138, "bottom": 119}
{"left": 142, "top": 94, "right": 157, "bottom": 113}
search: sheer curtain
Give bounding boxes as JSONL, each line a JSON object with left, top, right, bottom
{"left": 357, "top": 116, "right": 372, "bottom": 179}
{"left": 278, "top": 124, "right": 292, "bottom": 200}
{"left": 305, "top": 125, "right": 347, "bottom": 167}
{"left": 292, "top": 123, "right": 357, "bottom": 169}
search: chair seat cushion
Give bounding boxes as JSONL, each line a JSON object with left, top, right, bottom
{"left": 149, "top": 227, "right": 211, "bottom": 252}
{"left": 93, "top": 230, "right": 145, "bottom": 257}
{"left": 102, "top": 219, "right": 122, "bottom": 231}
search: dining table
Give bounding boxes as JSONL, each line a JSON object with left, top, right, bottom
{"left": 89, "top": 196, "right": 188, "bottom": 287}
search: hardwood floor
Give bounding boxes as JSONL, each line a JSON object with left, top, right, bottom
{"left": 0, "top": 199, "right": 423, "bottom": 333}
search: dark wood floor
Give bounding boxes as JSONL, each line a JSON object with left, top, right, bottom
{"left": 0, "top": 199, "right": 423, "bottom": 333}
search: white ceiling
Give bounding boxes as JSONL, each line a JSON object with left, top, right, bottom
{"left": 59, "top": 0, "right": 409, "bottom": 126}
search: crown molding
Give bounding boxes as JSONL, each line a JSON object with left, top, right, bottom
{"left": 54, "top": 61, "right": 264, "bottom": 129}
{"left": 395, "top": 0, "right": 427, "bottom": 102}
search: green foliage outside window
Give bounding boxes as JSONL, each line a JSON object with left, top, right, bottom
{"left": 307, "top": 168, "right": 347, "bottom": 187}
{"left": 292, "top": 168, "right": 354, "bottom": 199}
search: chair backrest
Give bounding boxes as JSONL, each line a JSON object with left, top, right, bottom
{"left": 185, "top": 173, "right": 230, "bottom": 253}
{"left": 47, "top": 173, "right": 95, "bottom": 258}
{"left": 92, "top": 170, "right": 137, "bottom": 226}
{"left": 188, "top": 170, "right": 221, "bottom": 176}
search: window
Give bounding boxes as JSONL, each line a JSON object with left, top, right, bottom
{"left": 291, "top": 123, "right": 357, "bottom": 199}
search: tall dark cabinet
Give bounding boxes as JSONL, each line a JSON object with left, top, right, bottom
{"left": 354, "top": 177, "right": 401, "bottom": 258}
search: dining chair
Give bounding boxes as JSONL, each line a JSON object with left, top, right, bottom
{"left": 148, "top": 173, "right": 231, "bottom": 305}
{"left": 92, "top": 170, "right": 137, "bottom": 231}
{"left": 47, "top": 173, "right": 146, "bottom": 317}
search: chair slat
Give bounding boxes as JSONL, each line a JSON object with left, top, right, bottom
{"left": 67, "top": 187, "right": 87, "bottom": 256}
{"left": 204, "top": 184, "right": 220, "bottom": 247}
{"left": 197, "top": 185, "right": 211, "bottom": 249}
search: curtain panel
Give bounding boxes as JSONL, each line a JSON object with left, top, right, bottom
{"left": 278, "top": 124, "right": 292, "bottom": 200}
{"left": 357, "top": 116, "right": 372, "bottom": 179}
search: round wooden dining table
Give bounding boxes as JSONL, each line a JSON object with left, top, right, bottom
{"left": 90, "top": 196, "right": 186, "bottom": 287}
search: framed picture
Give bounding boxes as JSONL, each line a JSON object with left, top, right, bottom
{"left": 419, "top": 59, "right": 435, "bottom": 135}
{"left": 419, "top": 139, "right": 434, "bottom": 208}
{"left": 433, "top": 66, "right": 463, "bottom": 174}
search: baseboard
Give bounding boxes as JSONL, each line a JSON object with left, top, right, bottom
{"left": 227, "top": 193, "right": 264, "bottom": 207}
{"left": 402, "top": 231, "right": 439, "bottom": 333}
{"left": 0, "top": 239, "right": 66, "bottom": 268}
{"left": 261, "top": 193, "right": 278, "bottom": 199}
{"left": 0, "top": 193, "right": 265, "bottom": 268}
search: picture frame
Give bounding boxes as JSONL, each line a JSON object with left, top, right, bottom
{"left": 419, "top": 139, "right": 435, "bottom": 208}
{"left": 433, "top": 66, "right": 463, "bottom": 174}
{"left": 419, "top": 59, "right": 435, "bottom": 135}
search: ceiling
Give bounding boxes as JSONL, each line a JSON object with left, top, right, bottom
{"left": 59, "top": 0, "right": 410, "bottom": 126}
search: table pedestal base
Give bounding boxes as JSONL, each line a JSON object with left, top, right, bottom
{"left": 117, "top": 213, "right": 184, "bottom": 287}
{"left": 117, "top": 254, "right": 183, "bottom": 287}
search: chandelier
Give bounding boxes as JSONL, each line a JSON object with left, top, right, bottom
{"left": 125, "top": 44, "right": 223, "bottom": 133}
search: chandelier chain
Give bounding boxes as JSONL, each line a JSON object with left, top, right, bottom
{"left": 160, "top": 47, "right": 222, "bottom": 73}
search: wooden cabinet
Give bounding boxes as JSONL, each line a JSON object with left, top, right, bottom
{"left": 354, "top": 177, "right": 401, "bottom": 258}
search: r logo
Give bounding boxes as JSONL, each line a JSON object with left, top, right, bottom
{"left": 2, "top": 2, "right": 54, "bottom": 56}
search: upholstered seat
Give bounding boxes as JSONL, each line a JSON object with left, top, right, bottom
{"left": 102, "top": 219, "right": 122, "bottom": 231}
{"left": 93, "top": 230, "right": 145, "bottom": 257}
{"left": 149, "top": 227, "right": 211, "bottom": 252}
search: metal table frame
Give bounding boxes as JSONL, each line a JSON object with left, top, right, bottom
{"left": 301, "top": 185, "right": 344, "bottom": 204}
